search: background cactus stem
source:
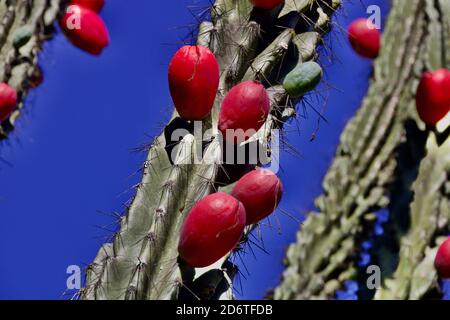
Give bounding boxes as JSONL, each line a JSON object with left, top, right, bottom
{"left": 275, "top": 0, "right": 450, "bottom": 300}
{"left": 0, "top": 0, "right": 65, "bottom": 139}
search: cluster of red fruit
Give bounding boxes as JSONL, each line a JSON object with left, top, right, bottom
{"left": 348, "top": 18, "right": 450, "bottom": 126}
{"left": 168, "top": 45, "right": 270, "bottom": 144}
{"left": 169, "top": 1, "right": 286, "bottom": 269}
{"left": 168, "top": 44, "right": 281, "bottom": 267}
{"left": 179, "top": 168, "right": 283, "bottom": 268}
{"left": 59, "top": 0, "right": 110, "bottom": 55}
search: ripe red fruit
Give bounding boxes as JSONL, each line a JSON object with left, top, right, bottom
{"left": 60, "top": 5, "right": 110, "bottom": 55}
{"left": 250, "top": 0, "right": 284, "bottom": 10}
{"left": 435, "top": 237, "right": 450, "bottom": 279}
{"left": 178, "top": 192, "right": 246, "bottom": 268}
{"left": 0, "top": 83, "right": 18, "bottom": 122}
{"left": 219, "top": 81, "right": 270, "bottom": 144}
{"left": 416, "top": 69, "right": 450, "bottom": 126}
{"left": 168, "top": 45, "right": 219, "bottom": 121}
{"left": 231, "top": 168, "right": 283, "bottom": 225}
{"left": 70, "top": 0, "right": 105, "bottom": 13}
{"left": 348, "top": 18, "right": 381, "bottom": 59}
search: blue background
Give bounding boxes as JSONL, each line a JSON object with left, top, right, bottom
{"left": 0, "top": 0, "right": 388, "bottom": 299}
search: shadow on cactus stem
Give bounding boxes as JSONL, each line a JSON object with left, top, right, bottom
{"left": 358, "top": 120, "right": 429, "bottom": 299}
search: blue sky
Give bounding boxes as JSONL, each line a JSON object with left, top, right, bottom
{"left": 0, "top": 0, "right": 388, "bottom": 299}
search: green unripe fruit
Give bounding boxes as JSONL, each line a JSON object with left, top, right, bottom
{"left": 283, "top": 61, "right": 323, "bottom": 98}
{"left": 13, "top": 25, "right": 33, "bottom": 49}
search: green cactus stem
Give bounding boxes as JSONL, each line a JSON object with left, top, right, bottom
{"left": 375, "top": 133, "right": 450, "bottom": 299}
{"left": 0, "top": 0, "right": 64, "bottom": 139}
{"left": 80, "top": 0, "right": 341, "bottom": 300}
{"left": 275, "top": 0, "right": 450, "bottom": 300}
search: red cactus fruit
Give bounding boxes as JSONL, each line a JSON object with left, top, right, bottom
{"left": 168, "top": 45, "right": 219, "bottom": 121}
{"left": 435, "top": 237, "right": 450, "bottom": 279}
{"left": 416, "top": 69, "right": 450, "bottom": 126}
{"left": 70, "top": 0, "right": 105, "bottom": 13}
{"left": 219, "top": 81, "right": 270, "bottom": 144}
{"left": 231, "top": 168, "right": 283, "bottom": 225}
{"left": 178, "top": 192, "right": 246, "bottom": 268}
{"left": 0, "top": 83, "right": 18, "bottom": 122}
{"left": 348, "top": 18, "right": 381, "bottom": 59}
{"left": 250, "top": 0, "right": 284, "bottom": 10}
{"left": 60, "top": 5, "right": 110, "bottom": 55}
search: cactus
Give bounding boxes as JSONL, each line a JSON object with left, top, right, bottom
{"left": 275, "top": 0, "right": 450, "bottom": 300}
{"left": 0, "top": 0, "right": 64, "bottom": 139}
{"left": 80, "top": 0, "right": 341, "bottom": 300}
{"left": 375, "top": 134, "right": 450, "bottom": 299}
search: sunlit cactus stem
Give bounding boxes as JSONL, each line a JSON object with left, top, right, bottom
{"left": 80, "top": 0, "right": 341, "bottom": 300}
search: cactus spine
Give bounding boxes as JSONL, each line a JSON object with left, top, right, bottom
{"left": 275, "top": 0, "right": 450, "bottom": 300}
{"left": 0, "top": 0, "right": 63, "bottom": 139}
{"left": 80, "top": 0, "right": 341, "bottom": 300}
